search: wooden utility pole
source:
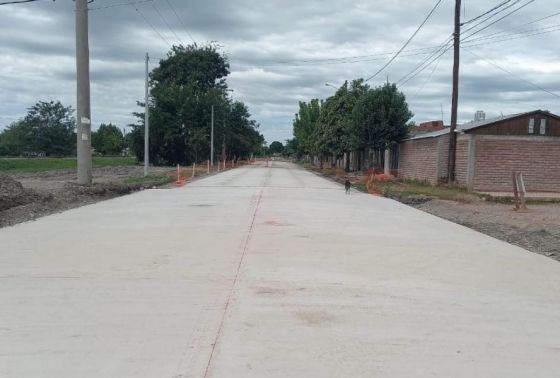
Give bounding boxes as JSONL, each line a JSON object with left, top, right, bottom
{"left": 448, "top": 0, "right": 461, "bottom": 182}
{"left": 76, "top": 0, "right": 92, "bottom": 185}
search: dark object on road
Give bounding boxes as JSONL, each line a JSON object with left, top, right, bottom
{"left": 345, "top": 179, "right": 351, "bottom": 194}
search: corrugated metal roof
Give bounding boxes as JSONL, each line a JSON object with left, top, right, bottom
{"left": 456, "top": 113, "right": 523, "bottom": 131}
{"left": 405, "top": 110, "right": 558, "bottom": 141}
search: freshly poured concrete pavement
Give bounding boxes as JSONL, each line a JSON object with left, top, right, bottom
{"left": 1, "top": 162, "right": 559, "bottom": 377}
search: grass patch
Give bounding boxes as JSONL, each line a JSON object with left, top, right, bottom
{"left": 0, "top": 156, "right": 136, "bottom": 172}
{"left": 377, "top": 180, "right": 477, "bottom": 203}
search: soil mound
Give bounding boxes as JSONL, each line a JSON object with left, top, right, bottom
{"left": 0, "top": 175, "right": 43, "bottom": 211}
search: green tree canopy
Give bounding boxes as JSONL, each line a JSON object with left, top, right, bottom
{"left": 293, "top": 99, "right": 321, "bottom": 155}
{"left": 129, "top": 43, "right": 263, "bottom": 165}
{"left": 92, "top": 123, "right": 124, "bottom": 155}
{"left": 0, "top": 100, "right": 75, "bottom": 157}
{"left": 353, "top": 82, "right": 413, "bottom": 150}
{"left": 283, "top": 138, "right": 299, "bottom": 157}
{"left": 291, "top": 80, "right": 414, "bottom": 170}
{"left": 268, "top": 141, "right": 284, "bottom": 155}
{"left": 315, "top": 80, "right": 368, "bottom": 158}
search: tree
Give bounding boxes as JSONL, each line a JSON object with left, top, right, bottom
{"left": 293, "top": 99, "right": 321, "bottom": 156}
{"left": 283, "top": 138, "right": 300, "bottom": 158}
{"left": 353, "top": 83, "right": 413, "bottom": 151}
{"left": 0, "top": 100, "right": 75, "bottom": 157}
{"left": 128, "top": 43, "right": 263, "bottom": 165}
{"left": 268, "top": 141, "right": 284, "bottom": 155}
{"left": 92, "top": 123, "right": 124, "bottom": 155}
{"left": 315, "top": 80, "right": 368, "bottom": 168}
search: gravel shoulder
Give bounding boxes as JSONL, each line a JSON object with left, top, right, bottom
{"left": 412, "top": 199, "right": 560, "bottom": 262}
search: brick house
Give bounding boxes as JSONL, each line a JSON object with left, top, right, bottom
{"left": 397, "top": 110, "right": 560, "bottom": 192}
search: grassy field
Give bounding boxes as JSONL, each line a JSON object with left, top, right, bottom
{"left": 0, "top": 157, "right": 137, "bottom": 172}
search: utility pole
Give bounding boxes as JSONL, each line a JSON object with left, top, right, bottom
{"left": 448, "top": 0, "right": 461, "bottom": 182}
{"left": 76, "top": 0, "right": 92, "bottom": 185}
{"left": 210, "top": 105, "right": 214, "bottom": 167}
{"left": 144, "top": 52, "right": 150, "bottom": 177}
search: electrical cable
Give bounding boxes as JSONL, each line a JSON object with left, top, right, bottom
{"left": 464, "top": 47, "right": 560, "bottom": 99}
{"left": 364, "top": 0, "right": 443, "bottom": 82}
{"left": 151, "top": 1, "right": 184, "bottom": 46}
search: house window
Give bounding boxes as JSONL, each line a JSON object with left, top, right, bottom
{"left": 528, "top": 118, "right": 535, "bottom": 134}
{"left": 540, "top": 119, "right": 547, "bottom": 135}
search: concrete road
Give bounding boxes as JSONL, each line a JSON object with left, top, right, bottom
{"left": 1, "top": 162, "right": 559, "bottom": 377}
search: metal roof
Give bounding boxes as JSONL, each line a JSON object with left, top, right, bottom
{"left": 406, "top": 128, "right": 451, "bottom": 140}
{"left": 405, "top": 110, "right": 559, "bottom": 141}
{"left": 456, "top": 113, "right": 522, "bottom": 132}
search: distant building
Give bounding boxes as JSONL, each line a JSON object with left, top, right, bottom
{"left": 474, "top": 110, "right": 486, "bottom": 122}
{"left": 410, "top": 120, "right": 446, "bottom": 136}
{"left": 396, "top": 110, "right": 560, "bottom": 192}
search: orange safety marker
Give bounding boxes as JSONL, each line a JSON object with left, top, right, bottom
{"left": 175, "top": 164, "right": 186, "bottom": 187}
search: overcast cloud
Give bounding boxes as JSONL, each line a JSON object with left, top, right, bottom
{"left": 1, "top": 0, "right": 559, "bottom": 144}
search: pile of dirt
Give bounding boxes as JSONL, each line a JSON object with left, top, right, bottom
{"left": 0, "top": 175, "right": 48, "bottom": 212}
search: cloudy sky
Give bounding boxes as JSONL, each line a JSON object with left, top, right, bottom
{"left": 1, "top": 0, "right": 559, "bottom": 144}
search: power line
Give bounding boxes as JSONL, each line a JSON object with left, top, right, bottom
{"left": 463, "top": 23, "right": 560, "bottom": 47}
{"left": 465, "top": 22, "right": 560, "bottom": 44}
{"left": 463, "top": 48, "right": 560, "bottom": 99}
{"left": 165, "top": 0, "right": 196, "bottom": 45}
{"left": 0, "top": 0, "right": 41, "bottom": 5}
{"left": 151, "top": 2, "right": 184, "bottom": 45}
{"left": 461, "top": 0, "right": 514, "bottom": 25}
{"left": 395, "top": 35, "right": 453, "bottom": 86}
{"left": 398, "top": 43, "right": 453, "bottom": 87}
{"left": 242, "top": 8, "right": 560, "bottom": 68}
{"left": 397, "top": 16, "right": 560, "bottom": 88}
{"left": 256, "top": 48, "right": 449, "bottom": 68}
{"left": 364, "top": 0, "right": 443, "bottom": 82}
{"left": 461, "top": 0, "right": 523, "bottom": 35}
{"left": 462, "top": 0, "right": 536, "bottom": 40}
{"left": 90, "top": 0, "right": 154, "bottom": 11}
{"left": 126, "top": 0, "right": 172, "bottom": 47}
{"left": 411, "top": 49, "right": 446, "bottom": 98}
{"left": 464, "top": 11, "right": 560, "bottom": 43}
{"left": 266, "top": 44, "right": 447, "bottom": 65}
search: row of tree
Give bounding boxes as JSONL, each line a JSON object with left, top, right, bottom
{"left": 127, "top": 44, "right": 265, "bottom": 166}
{"left": 289, "top": 79, "right": 414, "bottom": 171}
{"left": 0, "top": 101, "right": 126, "bottom": 157}
{"left": 1, "top": 44, "right": 265, "bottom": 164}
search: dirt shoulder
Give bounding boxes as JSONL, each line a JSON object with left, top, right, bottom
{"left": 413, "top": 199, "right": 560, "bottom": 262}
{"left": 1, "top": 162, "right": 246, "bottom": 228}
{"left": 0, "top": 165, "right": 173, "bottom": 228}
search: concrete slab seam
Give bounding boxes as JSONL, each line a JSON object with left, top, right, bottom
{"left": 202, "top": 188, "right": 265, "bottom": 377}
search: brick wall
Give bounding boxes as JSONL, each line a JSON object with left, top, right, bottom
{"left": 398, "top": 137, "right": 441, "bottom": 184}
{"left": 436, "top": 134, "right": 450, "bottom": 182}
{"left": 473, "top": 136, "right": 560, "bottom": 192}
{"left": 455, "top": 135, "right": 470, "bottom": 187}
